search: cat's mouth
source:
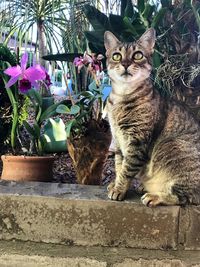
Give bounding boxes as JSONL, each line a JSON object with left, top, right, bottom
{"left": 121, "top": 70, "right": 132, "bottom": 77}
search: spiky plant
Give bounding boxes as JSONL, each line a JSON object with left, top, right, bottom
{"left": 0, "top": 0, "right": 70, "bottom": 66}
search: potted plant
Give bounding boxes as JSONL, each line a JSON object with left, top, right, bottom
{"left": 56, "top": 52, "right": 112, "bottom": 185}
{"left": 1, "top": 52, "right": 67, "bottom": 182}
{"left": 0, "top": 44, "right": 17, "bottom": 152}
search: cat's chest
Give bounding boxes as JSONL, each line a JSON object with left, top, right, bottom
{"left": 107, "top": 100, "right": 132, "bottom": 135}
{"left": 107, "top": 98, "right": 138, "bottom": 127}
{"left": 107, "top": 103, "right": 128, "bottom": 148}
{"left": 107, "top": 101, "right": 123, "bottom": 127}
{"left": 106, "top": 94, "right": 158, "bottom": 142}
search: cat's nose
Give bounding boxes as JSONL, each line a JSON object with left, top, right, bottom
{"left": 121, "top": 61, "right": 131, "bottom": 69}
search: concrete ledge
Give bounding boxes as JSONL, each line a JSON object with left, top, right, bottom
{"left": 0, "top": 240, "right": 199, "bottom": 267}
{"left": 1, "top": 255, "right": 200, "bottom": 267}
{"left": 0, "top": 181, "right": 199, "bottom": 266}
{"left": 179, "top": 206, "right": 200, "bottom": 250}
{"left": 0, "top": 181, "right": 181, "bottom": 249}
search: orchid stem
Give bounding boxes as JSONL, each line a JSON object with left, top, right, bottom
{"left": 40, "top": 80, "right": 50, "bottom": 95}
{"left": 2, "top": 75, "right": 19, "bottom": 152}
{"left": 6, "top": 87, "right": 19, "bottom": 152}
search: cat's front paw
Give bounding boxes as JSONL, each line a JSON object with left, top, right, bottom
{"left": 141, "top": 193, "right": 161, "bottom": 207}
{"left": 107, "top": 182, "right": 127, "bottom": 201}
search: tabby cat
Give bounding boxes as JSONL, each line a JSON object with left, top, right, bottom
{"left": 104, "top": 28, "right": 200, "bottom": 206}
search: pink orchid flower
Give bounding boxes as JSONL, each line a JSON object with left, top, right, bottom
{"left": 40, "top": 67, "right": 52, "bottom": 88}
{"left": 90, "top": 53, "right": 104, "bottom": 72}
{"left": 4, "top": 53, "right": 46, "bottom": 93}
{"left": 73, "top": 52, "right": 104, "bottom": 74}
{"left": 73, "top": 52, "right": 93, "bottom": 73}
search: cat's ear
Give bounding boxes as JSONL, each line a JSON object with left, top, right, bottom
{"left": 104, "top": 31, "right": 120, "bottom": 50}
{"left": 137, "top": 28, "right": 156, "bottom": 54}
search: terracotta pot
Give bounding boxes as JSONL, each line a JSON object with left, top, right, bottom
{"left": 1, "top": 155, "right": 54, "bottom": 182}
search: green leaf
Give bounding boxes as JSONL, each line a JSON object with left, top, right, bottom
{"left": 83, "top": 5, "right": 110, "bottom": 31}
{"left": 76, "top": 111, "right": 89, "bottom": 121}
{"left": 93, "top": 87, "right": 103, "bottom": 93}
{"left": 66, "top": 119, "right": 76, "bottom": 138}
{"left": 142, "top": 4, "right": 155, "bottom": 19}
{"left": 88, "top": 80, "right": 98, "bottom": 91}
{"left": 27, "top": 89, "right": 42, "bottom": 107}
{"left": 42, "top": 96, "right": 54, "bottom": 112}
{"left": 87, "top": 42, "right": 104, "bottom": 55}
{"left": 153, "top": 51, "right": 162, "bottom": 69}
{"left": 69, "top": 105, "right": 80, "bottom": 115}
{"left": 79, "top": 91, "right": 94, "bottom": 98}
{"left": 109, "top": 14, "right": 126, "bottom": 34}
{"left": 43, "top": 53, "right": 82, "bottom": 62}
{"left": 3, "top": 83, "right": 19, "bottom": 150}
{"left": 124, "top": 0, "right": 134, "bottom": 18}
{"left": 137, "top": 0, "right": 145, "bottom": 13}
{"left": 121, "top": 0, "right": 128, "bottom": 17}
{"left": 23, "top": 121, "right": 37, "bottom": 138}
{"left": 96, "top": 94, "right": 103, "bottom": 98}
{"left": 36, "top": 106, "right": 42, "bottom": 123}
{"left": 123, "top": 17, "right": 138, "bottom": 36}
{"left": 41, "top": 118, "right": 67, "bottom": 153}
{"left": 151, "top": 8, "right": 167, "bottom": 28}
{"left": 161, "top": 0, "right": 172, "bottom": 7}
{"left": 56, "top": 104, "right": 70, "bottom": 114}
{"left": 40, "top": 102, "right": 64, "bottom": 122}
{"left": 84, "top": 31, "right": 104, "bottom": 45}
{"left": 33, "top": 123, "right": 41, "bottom": 138}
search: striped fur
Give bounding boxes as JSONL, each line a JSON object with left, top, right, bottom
{"left": 104, "top": 29, "right": 200, "bottom": 206}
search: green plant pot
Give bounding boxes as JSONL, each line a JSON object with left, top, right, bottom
{"left": 41, "top": 118, "right": 67, "bottom": 153}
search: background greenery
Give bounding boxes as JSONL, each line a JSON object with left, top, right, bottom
{"left": 1, "top": 0, "right": 200, "bottom": 150}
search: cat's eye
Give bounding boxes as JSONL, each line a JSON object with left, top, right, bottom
{"left": 133, "top": 51, "right": 144, "bottom": 61}
{"left": 112, "top": 53, "right": 122, "bottom": 61}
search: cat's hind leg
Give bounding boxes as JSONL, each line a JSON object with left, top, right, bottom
{"left": 141, "top": 192, "right": 179, "bottom": 207}
{"left": 141, "top": 137, "right": 200, "bottom": 206}
{"left": 141, "top": 166, "right": 181, "bottom": 207}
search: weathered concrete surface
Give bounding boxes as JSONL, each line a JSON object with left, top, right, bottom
{"left": 0, "top": 181, "right": 199, "bottom": 266}
{"left": 179, "top": 206, "right": 200, "bottom": 250}
{"left": 113, "top": 259, "right": 200, "bottom": 267}
{"left": 0, "top": 255, "right": 199, "bottom": 267}
{"left": 0, "top": 181, "right": 180, "bottom": 249}
{"left": 0, "top": 254, "right": 107, "bottom": 267}
{"left": 0, "top": 240, "right": 199, "bottom": 267}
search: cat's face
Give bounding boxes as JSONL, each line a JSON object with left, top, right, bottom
{"left": 104, "top": 29, "right": 156, "bottom": 85}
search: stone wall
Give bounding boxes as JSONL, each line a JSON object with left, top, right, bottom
{"left": 0, "top": 181, "right": 199, "bottom": 267}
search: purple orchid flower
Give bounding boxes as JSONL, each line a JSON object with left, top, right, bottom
{"left": 73, "top": 53, "right": 93, "bottom": 73}
{"left": 45, "top": 72, "right": 52, "bottom": 88}
{"left": 19, "top": 79, "right": 32, "bottom": 93}
{"left": 4, "top": 53, "right": 46, "bottom": 93}
{"left": 40, "top": 68, "right": 52, "bottom": 88}
{"left": 73, "top": 52, "right": 104, "bottom": 74}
